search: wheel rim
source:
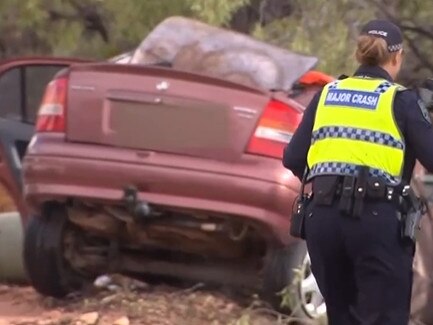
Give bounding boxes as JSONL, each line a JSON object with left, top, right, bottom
{"left": 298, "top": 253, "right": 327, "bottom": 319}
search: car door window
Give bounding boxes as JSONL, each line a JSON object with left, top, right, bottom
{"left": 24, "top": 65, "right": 67, "bottom": 123}
{"left": 0, "top": 68, "right": 22, "bottom": 121}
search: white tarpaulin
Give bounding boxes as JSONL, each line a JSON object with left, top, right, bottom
{"left": 128, "top": 16, "right": 318, "bottom": 91}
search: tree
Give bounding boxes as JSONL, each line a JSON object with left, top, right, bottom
{"left": 0, "top": 0, "right": 248, "bottom": 58}
{"left": 247, "top": 0, "right": 433, "bottom": 84}
{"left": 0, "top": 0, "right": 191, "bottom": 58}
{"left": 364, "top": 0, "right": 433, "bottom": 85}
{"left": 0, "top": 0, "right": 431, "bottom": 85}
{"left": 248, "top": 0, "right": 376, "bottom": 76}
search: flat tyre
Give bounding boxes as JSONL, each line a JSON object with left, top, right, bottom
{"left": 23, "top": 204, "right": 86, "bottom": 298}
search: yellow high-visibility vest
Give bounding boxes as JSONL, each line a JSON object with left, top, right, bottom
{"left": 306, "top": 77, "right": 405, "bottom": 185}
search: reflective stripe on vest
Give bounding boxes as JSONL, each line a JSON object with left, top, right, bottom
{"left": 306, "top": 77, "right": 405, "bottom": 185}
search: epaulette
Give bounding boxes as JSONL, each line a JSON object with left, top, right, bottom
{"left": 338, "top": 74, "right": 349, "bottom": 80}
{"left": 396, "top": 85, "right": 407, "bottom": 92}
{"left": 392, "top": 82, "right": 407, "bottom": 91}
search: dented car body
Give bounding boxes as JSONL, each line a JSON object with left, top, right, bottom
{"left": 20, "top": 19, "right": 325, "bottom": 315}
{"left": 18, "top": 16, "right": 433, "bottom": 323}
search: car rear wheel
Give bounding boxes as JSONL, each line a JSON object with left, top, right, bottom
{"left": 23, "top": 203, "right": 88, "bottom": 298}
{"left": 262, "top": 241, "right": 327, "bottom": 321}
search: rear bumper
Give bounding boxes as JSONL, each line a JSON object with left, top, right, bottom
{"left": 23, "top": 134, "right": 300, "bottom": 245}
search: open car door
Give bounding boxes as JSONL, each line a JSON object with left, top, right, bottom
{"left": 0, "top": 57, "right": 89, "bottom": 224}
{"left": 410, "top": 165, "right": 433, "bottom": 324}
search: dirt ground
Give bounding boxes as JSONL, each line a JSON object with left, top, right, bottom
{"left": 0, "top": 281, "right": 295, "bottom": 325}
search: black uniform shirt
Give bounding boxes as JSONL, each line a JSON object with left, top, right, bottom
{"left": 283, "top": 65, "right": 433, "bottom": 184}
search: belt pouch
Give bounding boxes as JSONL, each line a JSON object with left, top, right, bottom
{"left": 366, "top": 178, "right": 386, "bottom": 199}
{"left": 339, "top": 175, "right": 355, "bottom": 215}
{"left": 313, "top": 176, "right": 339, "bottom": 205}
{"left": 353, "top": 167, "right": 369, "bottom": 218}
{"left": 290, "top": 196, "right": 308, "bottom": 239}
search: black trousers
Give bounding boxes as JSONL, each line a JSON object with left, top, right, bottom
{"left": 305, "top": 200, "right": 414, "bottom": 325}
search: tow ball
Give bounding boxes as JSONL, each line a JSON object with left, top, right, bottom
{"left": 123, "top": 186, "right": 156, "bottom": 223}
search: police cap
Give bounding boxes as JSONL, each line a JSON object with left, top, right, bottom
{"left": 361, "top": 19, "right": 403, "bottom": 52}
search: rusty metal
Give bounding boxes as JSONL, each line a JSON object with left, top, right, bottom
{"left": 118, "top": 253, "right": 261, "bottom": 288}
{"left": 67, "top": 204, "right": 253, "bottom": 259}
{"left": 125, "top": 222, "right": 248, "bottom": 259}
{"left": 68, "top": 206, "right": 124, "bottom": 237}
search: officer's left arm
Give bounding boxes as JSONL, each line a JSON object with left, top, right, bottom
{"left": 398, "top": 90, "right": 433, "bottom": 172}
{"left": 282, "top": 91, "right": 320, "bottom": 180}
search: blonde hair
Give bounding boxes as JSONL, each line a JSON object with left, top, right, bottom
{"left": 355, "top": 35, "right": 395, "bottom": 66}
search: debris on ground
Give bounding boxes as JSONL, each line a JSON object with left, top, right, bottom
{"left": 76, "top": 312, "right": 99, "bottom": 325}
{"left": 112, "top": 316, "right": 130, "bottom": 325}
{"left": 0, "top": 275, "right": 295, "bottom": 325}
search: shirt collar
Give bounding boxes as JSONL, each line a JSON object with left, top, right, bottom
{"left": 353, "top": 65, "right": 393, "bottom": 82}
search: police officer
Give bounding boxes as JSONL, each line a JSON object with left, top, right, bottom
{"left": 283, "top": 20, "right": 433, "bottom": 325}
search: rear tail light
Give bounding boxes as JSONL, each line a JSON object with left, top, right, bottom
{"left": 35, "top": 77, "right": 68, "bottom": 132}
{"left": 247, "top": 99, "right": 302, "bottom": 159}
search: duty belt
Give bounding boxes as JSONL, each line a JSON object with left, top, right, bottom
{"left": 312, "top": 166, "right": 401, "bottom": 218}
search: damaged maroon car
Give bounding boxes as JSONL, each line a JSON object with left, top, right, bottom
{"left": 0, "top": 18, "right": 334, "bottom": 321}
